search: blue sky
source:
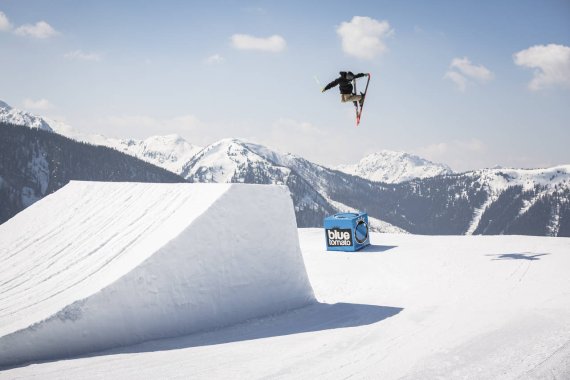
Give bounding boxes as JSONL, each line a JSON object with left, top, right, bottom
{"left": 1, "top": 0, "right": 569, "bottom": 171}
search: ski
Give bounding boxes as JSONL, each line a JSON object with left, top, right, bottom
{"left": 356, "top": 73, "right": 371, "bottom": 127}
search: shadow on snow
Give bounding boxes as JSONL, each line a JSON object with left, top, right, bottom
{"left": 91, "top": 302, "right": 403, "bottom": 358}
{"left": 359, "top": 244, "right": 398, "bottom": 253}
{"left": 486, "top": 252, "right": 550, "bottom": 261}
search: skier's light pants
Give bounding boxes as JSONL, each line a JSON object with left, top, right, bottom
{"left": 341, "top": 94, "right": 362, "bottom": 103}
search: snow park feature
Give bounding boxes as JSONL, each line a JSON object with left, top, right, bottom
{"left": 324, "top": 212, "right": 370, "bottom": 251}
{"left": 0, "top": 181, "right": 315, "bottom": 368}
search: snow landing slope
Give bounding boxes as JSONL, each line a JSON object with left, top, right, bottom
{"left": 0, "top": 181, "right": 314, "bottom": 367}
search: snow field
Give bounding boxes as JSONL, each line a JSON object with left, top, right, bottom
{"left": 0, "top": 182, "right": 315, "bottom": 367}
{"left": 1, "top": 230, "right": 569, "bottom": 378}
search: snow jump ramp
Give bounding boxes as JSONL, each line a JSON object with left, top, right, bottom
{"left": 0, "top": 181, "right": 315, "bottom": 367}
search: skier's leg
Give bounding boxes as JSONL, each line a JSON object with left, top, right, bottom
{"left": 345, "top": 94, "right": 362, "bottom": 102}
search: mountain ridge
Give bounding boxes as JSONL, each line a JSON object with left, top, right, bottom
{"left": 1, "top": 100, "right": 568, "bottom": 236}
{"left": 336, "top": 150, "right": 453, "bottom": 183}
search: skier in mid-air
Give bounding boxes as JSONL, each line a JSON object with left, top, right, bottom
{"left": 321, "top": 71, "right": 368, "bottom": 105}
{"left": 321, "top": 70, "right": 371, "bottom": 126}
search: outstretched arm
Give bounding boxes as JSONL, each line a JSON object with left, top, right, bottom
{"left": 322, "top": 78, "right": 340, "bottom": 92}
{"left": 354, "top": 73, "right": 369, "bottom": 79}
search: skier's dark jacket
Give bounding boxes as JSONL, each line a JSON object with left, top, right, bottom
{"left": 323, "top": 71, "right": 366, "bottom": 94}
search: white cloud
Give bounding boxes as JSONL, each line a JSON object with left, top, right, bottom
{"left": 204, "top": 54, "right": 224, "bottom": 64}
{"left": 514, "top": 44, "right": 570, "bottom": 90}
{"left": 445, "top": 57, "right": 493, "bottom": 91}
{"left": 444, "top": 71, "right": 468, "bottom": 92}
{"left": 14, "top": 21, "right": 59, "bottom": 39}
{"left": 336, "top": 16, "right": 394, "bottom": 60}
{"left": 450, "top": 57, "right": 493, "bottom": 81}
{"left": 0, "top": 11, "right": 12, "bottom": 31}
{"left": 231, "top": 34, "right": 286, "bottom": 53}
{"left": 64, "top": 50, "right": 102, "bottom": 62}
{"left": 23, "top": 98, "right": 53, "bottom": 110}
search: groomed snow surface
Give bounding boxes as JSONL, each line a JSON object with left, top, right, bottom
{"left": 0, "top": 182, "right": 314, "bottom": 368}
{"left": 1, "top": 183, "right": 570, "bottom": 379}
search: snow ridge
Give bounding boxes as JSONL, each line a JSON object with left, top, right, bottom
{"left": 0, "top": 181, "right": 315, "bottom": 367}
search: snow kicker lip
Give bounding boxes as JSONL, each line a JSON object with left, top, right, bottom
{"left": 0, "top": 181, "right": 315, "bottom": 367}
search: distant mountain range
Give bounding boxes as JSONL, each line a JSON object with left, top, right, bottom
{"left": 0, "top": 101, "right": 445, "bottom": 184}
{"left": 0, "top": 122, "right": 184, "bottom": 224}
{"left": 1, "top": 100, "right": 569, "bottom": 236}
{"left": 336, "top": 150, "right": 453, "bottom": 183}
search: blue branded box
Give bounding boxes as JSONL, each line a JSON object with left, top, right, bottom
{"left": 324, "top": 212, "right": 370, "bottom": 251}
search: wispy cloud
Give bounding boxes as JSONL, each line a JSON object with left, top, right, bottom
{"left": 64, "top": 50, "right": 102, "bottom": 62}
{"left": 336, "top": 16, "right": 394, "bottom": 60}
{"left": 231, "top": 34, "right": 286, "bottom": 53}
{"left": 14, "top": 21, "right": 59, "bottom": 39}
{"left": 104, "top": 114, "right": 205, "bottom": 140}
{"left": 514, "top": 44, "right": 570, "bottom": 90}
{"left": 444, "top": 71, "right": 468, "bottom": 92}
{"left": 257, "top": 118, "right": 349, "bottom": 165}
{"left": 204, "top": 54, "right": 224, "bottom": 64}
{"left": 0, "top": 11, "right": 12, "bottom": 31}
{"left": 416, "top": 138, "right": 487, "bottom": 171}
{"left": 445, "top": 57, "right": 493, "bottom": 91}
{"left": 450, "top": 57, "right": 493, "bottom": 81}
{"left": 23, "top": 98, "right": 53, "bottom": 110}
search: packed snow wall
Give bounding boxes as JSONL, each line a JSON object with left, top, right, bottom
{"left": 0, "top": 181, "right": 315, "bottom": 367}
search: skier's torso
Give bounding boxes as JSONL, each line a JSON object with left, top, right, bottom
{"left": 338, "top": 79, "right": 353, "bottom": 94}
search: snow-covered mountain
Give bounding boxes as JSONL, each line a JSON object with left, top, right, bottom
{"left": 181, "top": 138, "right": 408, "bottom": 232}
{"left": 181, "top": 138, "right": 342, "bottom": 228}
{"left": 182, "top": 138, "right": 290, "bottom": 183}
{"left": 462, "top": 166, "right": 570, "bottom": 236}
{"left": 2, "top": 100, "right": 569, "bottom": 236}
{"left": 0, "top": 100, "right": 53, "bottom": 131}
{"left": 0, "top": 101, "right": 202, "bottom": 175}
{"left": 103, "top": 135, "right": 202, "bottom": 175}
{"left": 336, "top": 150, "right": 453, "bottom": 183}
